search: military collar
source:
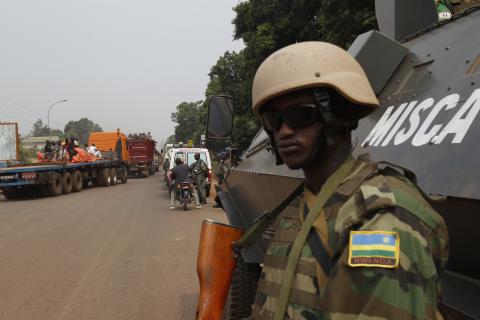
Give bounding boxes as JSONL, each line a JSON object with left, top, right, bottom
{"left": 303, "top": 154, "right": 377, "bottom": 201}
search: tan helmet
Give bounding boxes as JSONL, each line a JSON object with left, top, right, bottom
{"left": 252, "top": 41, "right": 379, "bottom": 117}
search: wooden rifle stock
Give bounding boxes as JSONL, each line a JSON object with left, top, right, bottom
{"left": 196, "top": 219, "right": 243, "bottom": 320}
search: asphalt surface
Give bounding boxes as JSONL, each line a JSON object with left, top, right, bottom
{"left": 0, "top": 175, "right": 227, "bottom": 320}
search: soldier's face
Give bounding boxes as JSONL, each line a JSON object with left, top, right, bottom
{"left": 262, "top": 90, "right": 323, "bottom": 170}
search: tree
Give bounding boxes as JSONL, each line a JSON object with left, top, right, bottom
{"left": 206, "top": 51, "right": 260, "bottom": 152}
{"left": 30, "top": 119, "right": 64, "bottom": 138}
{"left": 170, "top": 101, "right": 205, "bottom": 144}
{"left": 172, "top": 0, "right": 377, "bottom": 153}
{"left": 64, "top": 118, "right": 103, "bottom": 146}
{"left": 233, "top": 0, "right": 376, "bottom": 64}
{"left": 166, "top": 135, "right": 176, "bottom": 144}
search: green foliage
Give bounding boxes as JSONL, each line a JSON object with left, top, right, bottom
{"left": 31, "top": 119, "right": 63, "bottom": 138}
{"left": 64, "top": 118, "right": 103, "bottom": 146}
{"left": 171, "top": 101, "right": 205, "bottom": 144}
{"left": 205, "top": 51, "right": 260, "bottom": 152}
{"left": 234, "top": 0, "right": 377, "bottom": 62}
{"left": 166, "top": 134, "right": 176, "bottom": 144}
{"left": 18, "top": 143, "right": 36, "bottom": 163}
{"left": 171, "top": 0, "right": 376, "bottom": 153}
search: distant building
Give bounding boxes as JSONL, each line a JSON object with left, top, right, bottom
{"left": 22, "top": 136, "right": 60, "bottom": 151}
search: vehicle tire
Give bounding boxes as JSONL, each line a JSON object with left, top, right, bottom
{"left": 2, "top": 187, "right": 19, "bottom": 199}
{"left": 119, "top": 169, "right": 128, "bottom": 184}
{"left": 101, "top": 168, "right": 111, "bottom": 187}
{"left": 222, "top": 256, "right": 261, "bottom": 320}
{"left": 49, "top": 172, "right": 63, "bottom": 196}
{"left": 110, "top": 168, "right": 117, "bottom": 186}
{"left": 40, "top": 184, "right": 51, "bottom": 197}
{"left": 72, "top": 170, "right": 83, "bottom": 192}
{"left": 143, "top": 170, "right": 150, "bottom": 178}
{"left": 183, "top": 199, "right": 188, "bottom": 210}
{"left": 94, "top": 170, "right": 103, "bottom": 187}
{"left": 61, "top": 172, "right": 73, "bottom": 194}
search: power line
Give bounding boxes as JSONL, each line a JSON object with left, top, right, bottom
{"left": 0, "top": 93, "right": 45, "bottom": 118}
{"left": 0, "top": 94, "right": 64, "bottom": 128}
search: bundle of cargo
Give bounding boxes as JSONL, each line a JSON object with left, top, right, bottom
{"left": 0, "top": 125, "right": 129, "bottom": 199}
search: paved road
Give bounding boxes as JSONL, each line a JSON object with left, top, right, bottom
{"left": 0, "top": 175, "right": 227, "bottom": 320}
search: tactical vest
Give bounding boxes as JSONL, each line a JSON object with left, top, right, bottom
{"left": 251, "top": 157, "right": 445, "bottom": 319}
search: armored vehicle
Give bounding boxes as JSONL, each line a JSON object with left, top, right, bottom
{"left": 206, "top": 0, "right": 480, "bottom": 319}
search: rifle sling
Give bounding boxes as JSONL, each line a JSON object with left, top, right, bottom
{"left": 274, "top": 154, "right": 356, "bottom": 320}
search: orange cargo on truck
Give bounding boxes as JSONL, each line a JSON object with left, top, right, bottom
{"left": 88, "top": 130, "right": 130, "bottom": 164}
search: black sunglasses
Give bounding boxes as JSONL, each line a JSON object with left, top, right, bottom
{"left": 262, "top": 104, "right": 319, "bottom": 131}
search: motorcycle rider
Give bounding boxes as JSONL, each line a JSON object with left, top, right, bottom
{"left": 190, "top": 152, "right": 209, "bottom": 204}
{"left": 170, "top": 157, "right": 201, "bottom": 209}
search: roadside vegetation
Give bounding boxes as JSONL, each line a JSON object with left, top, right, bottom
{"left": 171, "top": 0, "right": 377, "bottom": 153}
{"left": 29, "top": 118, "right": 103, "bottom": 145}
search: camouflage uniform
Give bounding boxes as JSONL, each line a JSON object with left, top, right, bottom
{"left": 252, "top": 154, "right": 448, "bottom": 319}
{"left": 191, "top": 159, "right": 208, "bottom": 203}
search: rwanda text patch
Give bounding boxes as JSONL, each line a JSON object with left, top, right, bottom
{"left": 348, "top": 231, "right": 399, "bottom": 268}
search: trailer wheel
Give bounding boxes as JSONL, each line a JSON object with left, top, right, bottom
{"left": 222, "top": 257, "right": 261, "bottom": 320}
{"left": 101, "top": 168, "right": 111, "bottom": 187}
{"left": 110, "top": 168, "right": 117, "bottom": 186}
{"left": 119, "top": 169, "right": 128, "bottom": 184}
{"left": 72, "top": 170, "right": 83, "bottom": 192}
{"left": 61, "top": 172, "right": 74, "bottom": 194}
{"left": 40, "top": 184, "right": 51, "bottom": 197}
{"left": 94, "top": 170, "right": 103, "bottom": 187}
{"left": 2, "top": 188, "right": 20, "bottom": 199}
{"left": 49, "top": 172, "right": 63, "bottom": 196}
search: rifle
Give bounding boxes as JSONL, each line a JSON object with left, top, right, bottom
{"left": 195, "top": 184, "right": 303, "bottom": 319}
{"left": 196, "top": 219, "right": 243, "bottom": 320}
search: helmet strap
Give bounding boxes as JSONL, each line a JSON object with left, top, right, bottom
{"left": 313, "top": 88, "right": 342, "bottom": 147}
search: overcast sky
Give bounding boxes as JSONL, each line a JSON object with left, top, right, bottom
{"left": 0, "top": 0, "right": 243, "bottom": 144}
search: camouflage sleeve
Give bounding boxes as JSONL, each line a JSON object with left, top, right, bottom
{"left": 320, "top": 175, "right": 448, "bottom": 319}
{"left": 201, "top": 160, "right": 209, "bottom": 174}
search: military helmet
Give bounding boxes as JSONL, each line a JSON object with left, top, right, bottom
{"left": 251, "top": 41, "right": 379, "bottom": 117}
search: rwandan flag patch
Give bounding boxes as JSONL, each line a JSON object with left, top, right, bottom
{"left": 348, "top": 231, "right": 399, "bottom": 268}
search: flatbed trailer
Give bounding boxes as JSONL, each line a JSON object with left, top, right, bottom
{"left": 0, "top": 159, "right": 128, "bottom": 199}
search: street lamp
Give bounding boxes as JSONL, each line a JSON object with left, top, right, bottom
{"left": 47, "top": 99, "right": 68, "bottom": 139}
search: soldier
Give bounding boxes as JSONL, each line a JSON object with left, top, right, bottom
{"left": 190, "top": 152, "right": 209, "bottom": 204}
{"left": 215, "top": 151, "right": 227, "bottom": 185}
{"left": 248, "top": 42, "right": 448, "bottom": 319}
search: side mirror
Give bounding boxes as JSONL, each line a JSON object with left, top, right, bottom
{"left": 206, "top": 95, "right": 234, "bottom": 139}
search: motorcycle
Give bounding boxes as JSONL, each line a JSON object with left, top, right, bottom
{"left": 176, "top": 182, "right": 193, "bottom": 210}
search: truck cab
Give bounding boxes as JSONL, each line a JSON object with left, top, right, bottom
{"left": 88, "top": 131, "right": 130, "bottom": 164}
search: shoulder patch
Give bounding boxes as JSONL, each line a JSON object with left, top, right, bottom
{"left": 348, "top": 231, "right": 400, "bottom": 268}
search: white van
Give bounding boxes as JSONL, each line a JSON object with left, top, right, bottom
{"left": 168, "top": 147, "right": 213, "bottom": 196}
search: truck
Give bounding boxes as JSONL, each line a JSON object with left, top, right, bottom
{"left": 88, "top": 130, "right": 130, "bottom": 183}
{"left": 127, "top": 136, "right": 156, "bottom": 177}
{"left": 205, "top": 1, "right": 480, "bottom": 319}
{"left": 0, "top": 125, "right": 128, "bottom": 200}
